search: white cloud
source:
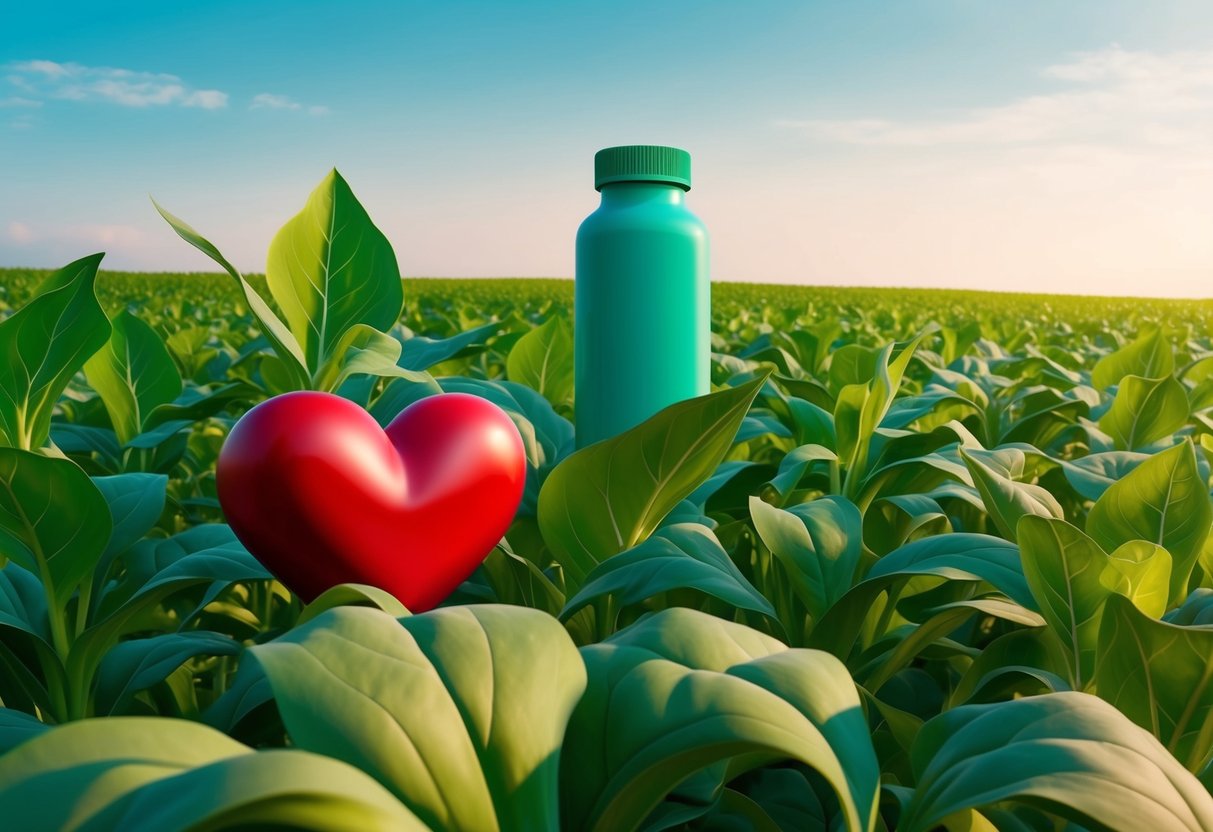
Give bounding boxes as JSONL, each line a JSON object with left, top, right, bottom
{"left": 4, "top": 59, "right": 228, "bottom": 109}
{"left": 0, "top": 96, "right": 41, "bottom": 108}
{"left": 781, "top": 44, "right": 1213, "bottom": 149}
{"left": 251, "top": 92, "right": 330, "bottom": 115}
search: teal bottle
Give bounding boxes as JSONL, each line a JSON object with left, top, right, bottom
{"left": 575, "top": 145, "right": 709, "bottom": 447}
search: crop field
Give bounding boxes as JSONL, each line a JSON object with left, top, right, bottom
{"left": 1, "top": 175, "right": 1213, "bottom": 831}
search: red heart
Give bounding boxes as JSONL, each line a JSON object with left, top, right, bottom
{"left": 217, "top": 391, "right": 526, "bottom": 612}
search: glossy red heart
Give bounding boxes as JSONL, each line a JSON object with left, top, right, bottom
{"left": 217, "top": 391, "right": 526, "bottom": 611}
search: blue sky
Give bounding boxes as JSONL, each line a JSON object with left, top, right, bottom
{"left": 3, "top": 1, "right": 1213, "bottom": 297}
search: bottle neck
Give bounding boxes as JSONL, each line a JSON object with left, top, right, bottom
{"left": 598, "top": 181, "right": 687, "bottom": 207}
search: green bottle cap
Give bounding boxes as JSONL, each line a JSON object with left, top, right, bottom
{"left": 594, "top": 145, "right": 692, "bottom": 191}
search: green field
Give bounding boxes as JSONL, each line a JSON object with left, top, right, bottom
{"left": 1, "top": 185, "right": 1213, "bottom": 832}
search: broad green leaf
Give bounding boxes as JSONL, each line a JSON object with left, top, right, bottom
{"left": 83, "top": 311, "right": 182, "bottom": 445}
{"left": 750, "top": 495, "right": 862, "bottom": 624}
{"left": 296, "top": 582, "right": 411, "bottom": 626}
{"left": 836, "top": 333, "right": 928, "bottom": 496}
{"left": 767, "top": 443, "right": 837, "bottom": 501}
{"left": 1098, "top": 593, "right": 1213, "bottom": 772}
{"left": 0, "top": 449, "right": 110, "bottom": 614}
{"left": 1103, "top": 540, "right": 1172, "bottom": 619}
{"left": 0, "top": 717, "right": 423, "bottom": 832}
{"left": 960, "top": 448, "right": 1063, "bottom": 542}
{"left": 266, "top": 169, "right": 403, "bottom": 372}
{"left": 1099, "top": 374, "right": 1190, "bottom": 451}
{"left": 1087, "top": 440, "right": 1212, "bottom": 603}
{"left": 538, "top": 375, "right": 767, "bottom": 588}
{"left": 1058, "top": 450, "right": 1147, "bottom": 501}
{"left": 153, "top": 199, "right": 309, "bottom": 386}
{"left": 1018, "top": 516, "right": 1116, "bottom": 688}
{"left": 251, "top": 605, "right": 586, "bottom": 832}
{"left": 507, "top": 316, "right": 574, "bottom": 406}
{"left": 311, "top": 323, "right": 433, "bottom": 393}
{"left": 0, "top": 254, "right": 110, "bottom": 450}
{"left": 562, "top": 608, "right": 879, "bottom": 832}
{"left": 398, "top": 320, "right": 502, "bottom": 371}
{"left": 810, "top": 533, "right": 1034, "bottom": 658}
{"left": 1092, "top": 326, "right": 1173, "bottom": 390}
{"left": 94, "top": 631, "right": 241, "bottom": 715}
{"left": 0, "top": 707, "right": 47, "bottom": 754}
{"left": 900, "top": 692, "right": 1213, "bottom": 832}
{"left": 91, "top": 473, "right": 167, "bottom": 560}
{"left": 560, "top": 523, "right": 776, "bottom": 623}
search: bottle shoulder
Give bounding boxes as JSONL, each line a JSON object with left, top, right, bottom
{"left": 577, "top": 202, "right": 708, "bottom": 241}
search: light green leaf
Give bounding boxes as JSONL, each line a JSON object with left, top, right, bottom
{"left": 538, "top": 375, "right": 767, "bottom": 588}
{"left": 1100, "top": 374, "right": 1190, "bottom": 451}
{"left": 0, "top": 449, "right": 110, "bottom": 614}
{"left": 900, "top": 692, "right": 1213, "bottom": 832}
{"left": 1018, "top": 516, "right": 1114, "bottom": 688}
{"left": 251, "top": 604, "right": 586, "bottom": 832}
{"left": 0, "top": 717, "right": 423, "bottom": 832}
{"left": 1103, "top": 540, "right": 1172, "bottom": 619}
{"left": 507, "top": 316, "right": 574, "bottom": 406}
{"left": 960, "top": 447, "right": 1063, "bottom": 542}
{"left": 1087, "top": 440, "right": 1212, "bottom": 603}
{"left": 296, "top": 582, "right": 411, "bottom": 626}
{"left": 0, "top": 254, "right": 111, "bottom": 450}
{"left": 560, "top": 523, "right": 776, "bottom": 623}
{"left": 1098, "top": 593, "right": 1213, "bottom": 772}
{"left": 153, "top": 198, "right": 308, "bottom": 386}
{"left": 311, "top": 323, "right": 433, "bottom": 393}
{"left": 83, "top": 311, "right": 182, "bottom": 445}
{"left": 266, "top": 169, "right": 403, "bottom": 372}
{"left": 1092, "top": 327, "right": 1173, "bottom": 390}
{"left": 750, "top": 495, "right": 862, "bottom": 624}
{"left": 562, "top": 608, "right": 879, "bottom": 832}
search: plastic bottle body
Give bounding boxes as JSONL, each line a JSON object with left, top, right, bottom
{"left": 574, "top": 181, "right": 710, "bottom": 447}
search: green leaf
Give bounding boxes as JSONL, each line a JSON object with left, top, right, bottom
{"left": 810, "top": 533, "right": 1034, "bottom": 658}
{"left": 1098, "top": 593, "right": 1213, "bottom": 772}
{"left": 311, "top": 323, "right": 433, "bottom": 393}
{"left": 92, "top": 473, "right": 167, "bottom": 560}
{"left": 0, "top": 707, "right": 47, "bottom": 754}
{"left": 560, "top": 523, "right": 776, "bottom": 623}
{"left": 83, "top": 311, "right": 182, "bottom": 445}
{"left": 1099, "top": 374, "right": 1190, "bottom": 451}
{"left": 507, "top": 316, "right": 575, "bottom": 406}
{"left": 1087, "top": 441, "right": 1212, "bottom": 603}
{"left": 296, "top": 582, "right": 411, "bottom": 625}
{"left": 750, "top": 495, "right": 862, "bottom": 624}
{"left": 94, "top": 630, "right": 241, "bottom": 715}
{"left": 0, "top": 254, "right": 111, "bottom": 450}
{"left": 538, "top": 375, "right": 767, "bottom": 588}
{"left": 399, "top": 320, "right": 502, "bottom": 371}
{"left": 835, "top": 333, "right": 928, "bottom": 495}
{"left": 899, "top": 692, "right": 1213, "bottom": 832}
{"left": 0, "top": 449, "right": 110, "bottom": 613}
{"left": 1092, "top": 327, "right": 1173, "bottom": 391}
{"left": 1103, "top": 539, "right": 1172, "bottom": 619}
{"left": 561, "top": 608, "right": 879, "bottom": 832}
{"left": 153, "top": 198, "right": 309, "bottom": 386}
{"left": 1018, "top": 516, "right": 1117, "bottom": 688}
{"left": 250, "top": 605, "right": 586, "bottom": 832}
{"left": 0, "top": 717, "right": 424, "bottom": 831}
{"left": 266, "top": 169, "right": 403, "bottom": 373}
{"left": 960, "top": 448, "right": 1063, "bottom": 542}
